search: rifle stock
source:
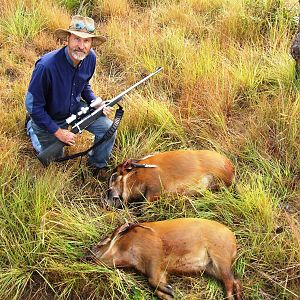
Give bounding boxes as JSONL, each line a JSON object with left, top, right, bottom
{"left": 37, "top": 67, "right": 163, "bottom": 166}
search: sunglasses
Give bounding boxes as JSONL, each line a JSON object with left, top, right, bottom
{"left": 72, "top": 21, "right": 95, "bottom": 33}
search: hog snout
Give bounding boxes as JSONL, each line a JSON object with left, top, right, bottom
{"left": 107, "top": 187, "right": 119, "bottom": 201}
{"left": 106, "top": 188, "right": 123, "bottom": 208}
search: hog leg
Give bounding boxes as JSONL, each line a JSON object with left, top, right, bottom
{"left": 233, "top": 279, "right": 242, "bottom": 300}
{"left": 148, "top": 274, "right": 173, "bottom": 296}
{"left": 149, "top": 277, "right": 174, "bottom": 300}
{"left": 204, "top": 260, "right": 236, "bottom": 299}
{"left": 144, "top": 186, "right": 161, "bottom": 202}
{"left": 217, "top": 263, "right": 242, "bottom": 300}
{"left": 222, "top": 274, "right": 235, "bottom": 300}
{"left": 155, "top": 289, "right": 174, "bottom": 300}
{"left": 147, "top": 265, "right": 174, "bottom": 299}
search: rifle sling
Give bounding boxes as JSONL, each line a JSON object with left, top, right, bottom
{"left": 54, "top": 105, "right": 124, "bottom": 163}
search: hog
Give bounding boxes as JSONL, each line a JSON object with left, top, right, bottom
{"left": 85, "top": 218, "right": 242, "bottom": 300}
{"left": 107, "top": 150, "right": 234, "bottom": 207}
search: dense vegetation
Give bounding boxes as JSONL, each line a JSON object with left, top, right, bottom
{"left": 0, "top": 0, "right": 299, "bottom": 299}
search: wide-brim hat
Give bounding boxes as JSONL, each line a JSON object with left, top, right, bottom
{"left": 55, "top": 15, "right": 106, "bottom": 47}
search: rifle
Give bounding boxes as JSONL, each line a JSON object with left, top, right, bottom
{"left": 37, "top": 67, "right": 163, "bottom": 166}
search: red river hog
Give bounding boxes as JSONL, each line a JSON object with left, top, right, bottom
{"left": 85, "top": 218, "right": 242, "bottom": 300}
{"left": 107, "top": 150, "right": 234, "bottom": 207}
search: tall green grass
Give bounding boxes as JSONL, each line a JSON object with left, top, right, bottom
{"left": 0, "top": 160, "right": 61, "bottom": 299}
{"left": 112, "top": 91, "right": 187, "bottom": 162}
{"left": 0, "top": 1, "right": 47, "bottom": 43}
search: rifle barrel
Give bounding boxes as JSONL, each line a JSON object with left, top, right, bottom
{"left": 107, "top": 67, "right": 163, "bottom": 107}
{"left": 37, "top": 67, "right": 163, "bottom": 166}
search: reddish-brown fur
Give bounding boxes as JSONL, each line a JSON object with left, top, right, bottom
{"left": 86, "top": 218, "right": 242, "bottom": 300}
{"left": 107, "top": 150, "right": 234, "bottom": 206}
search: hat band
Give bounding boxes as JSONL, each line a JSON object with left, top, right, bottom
{"left": 69, "top": 21, "right": 95, "bottom": 34}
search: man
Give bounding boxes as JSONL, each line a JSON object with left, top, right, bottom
{"left": 25, "top": 15, "right": 115, "bottom": 179}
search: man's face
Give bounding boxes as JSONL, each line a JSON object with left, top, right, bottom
{"left": 67, "top": 34, "right": 92, "bottom": 62}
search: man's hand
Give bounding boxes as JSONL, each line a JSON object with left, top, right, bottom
{"left": 54, "top": 128, "right": 76, "bottom": 146}
{"left": 102, "top": 103, "right": 114, "bottom": 116}
{"left": 91, "top": 97, "right": 114, "bottom": 116}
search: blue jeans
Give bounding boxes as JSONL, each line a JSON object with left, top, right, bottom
{"left": 28, "top": 116, "right": 116, "bottom": 168}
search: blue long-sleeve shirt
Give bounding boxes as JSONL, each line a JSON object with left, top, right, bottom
{"left": 25, "top": 46, "right": 97, "bottom": 134}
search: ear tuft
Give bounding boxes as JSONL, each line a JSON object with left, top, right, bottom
{"left": 120, "top": 159, "right": 139, "bottom": 173}
{"left": 122, "top": 159, "right": 133, "bottom": 172}
{"left": 112, "top": 222, "right": 136, "bottom": 238}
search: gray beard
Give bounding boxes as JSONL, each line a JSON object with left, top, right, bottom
{"left": 71, "top": 50, "right": 88, "bottom": 61}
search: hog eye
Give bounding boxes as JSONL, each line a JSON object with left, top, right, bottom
{"left": 109, "top": 172, "right": 118, "bottom": 185}
{"left": 98, "top": 237, "right": 111, "bottom": 246}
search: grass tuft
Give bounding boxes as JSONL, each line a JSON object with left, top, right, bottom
{"left": 0, "top": 1, "right": 48, "bottom": 44}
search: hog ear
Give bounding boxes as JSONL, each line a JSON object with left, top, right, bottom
{"left": 95, "top": 223, "right": 138, "bottom": 248}
{"left": 120, "top": 159, "right": 139, "bottom": 173}
{"left": 96, "top": 223, "right": 131, "bottom": 247}
{"left": 111, "top": 222, "right": 139, "bottom": 241}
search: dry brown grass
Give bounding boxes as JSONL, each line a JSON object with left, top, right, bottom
{"left": 94, "top": 0, "right": 131, "bottom": 18}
